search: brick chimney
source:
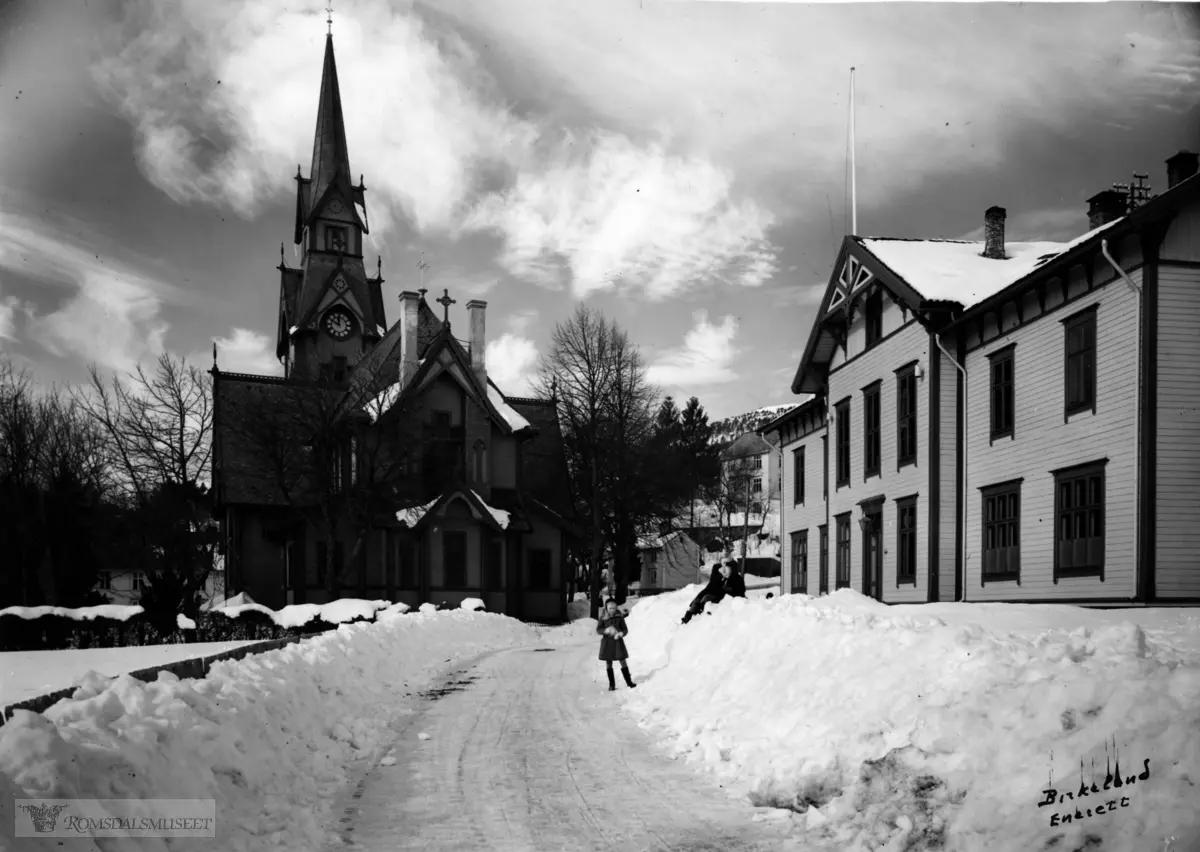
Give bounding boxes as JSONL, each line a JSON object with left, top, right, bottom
{"left": 1167, "top": 150, "right": 1199, "bottom": 190}
{"left": 467, "top": 300, "right": 487, "bottom": 383}
{"left": 398, "top": 290, "right": 420, "bottom": 386}
{"left": 983, "top": 206, "right": 1007, "bottom": 259}
{"left": 1086, "top": 189, "right": 1127, "bottom": 231}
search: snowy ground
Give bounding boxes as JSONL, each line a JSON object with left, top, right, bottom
{"left": 0, "top": 606, "right": 540, "bottom": 851}
{"left": 0, "top": 641, "right": 260, "bottom": 706}
{"left": 618, "top": 587, "right": 1200, "bottom": 852}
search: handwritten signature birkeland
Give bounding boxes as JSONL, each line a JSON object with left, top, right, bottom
{"left": 1037, "top": 739, "right": 1151, "bottom": 828}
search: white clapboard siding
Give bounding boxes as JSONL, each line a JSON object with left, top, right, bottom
{"left": 826, "top": 293, "right": 930, "bottom": 602}
{"left": 780, "top": 428, "right": 827, "bottom": 595}
{"left": 962, "top": 267, "right": 1141, "bottom": 601}
{"left": 1155, "top": 263, "right": 1200, "bottom": 597}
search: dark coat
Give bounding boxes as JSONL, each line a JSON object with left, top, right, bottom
{"left": 722, "top": 568, "right": 746, "bottom": 598}
{"left": 689, "top": 569, "right": 727, "bottom": 610}
{"left": 597, "top": 612, "right": 630, "bottom": 662}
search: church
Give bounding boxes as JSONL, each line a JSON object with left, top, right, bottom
{"left": 210, "top": 31, "right": 577, "bottom": 623}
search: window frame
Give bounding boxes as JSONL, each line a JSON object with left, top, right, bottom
{"left": 987, "top": 344, "right": 1016, "bottom": 442}
{"left": 863, "top": 381, "right": 881, "bottom": 480}
{"left": 835, "top": 513, "right": 851, "bottom": 589}
{"left": 896, "top": 495, "right": 918, "bottom": 586}
{"left": 1053, "top": 460, "right": 1107, "bottom": 582}
{"left": 818, "top": 525, "right": 829, "bottom": 594}
{"left": 895, "top": 364, "right": 917, "bottom": 469}
{"left": 443, "top": 530, "right": 469, "bottom": 588}
{"left": 1062, "top": 305, "right": 1098, "bottom": 419}
{"left": 980, "top": 478, "right": 1022, "bottom": 584}
{"left": 835, "top": 399, "right": 851, "bottom": 488}
{"left": 790, "top": 530, "right": 808, "bottom": 594}
{"left": 793, "top": 445, "right": 805, "bottom": 505}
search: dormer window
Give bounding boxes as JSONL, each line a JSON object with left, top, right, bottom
{"left": 865, "top": 289, "right": 883, "bottom": 347}
{"left": 327, "top": 225, "right": 348, "bottom": 253}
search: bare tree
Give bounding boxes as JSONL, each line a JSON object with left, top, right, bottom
{"left": 229, "top": 374, "right": 426, "bottom": 598}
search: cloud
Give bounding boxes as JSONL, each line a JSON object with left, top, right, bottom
{"left": 503, "top": 308, "right": 539, "bottom": 335}
{"left": 646, "top": 311, "right": 739, "bottom": 387}
{"left": 208, "top": 328, "right": 281, "bottom": 375}
{"left": 486, "top": 332, "right": 538, "bottom": 395}
{"left": 467, "top": 131, "right": 778, "bottom": 300}
{"left": 0, "top": 295, "right": 20, "bottom": 341}
{"left": 955, "top": 206, "right": 1088, "bottom": 243}
{"left": 0, "top": 210, "right": 180, "bottom": 372}
{"left": 92, "top": 1, "right": 779, "bottom": 303}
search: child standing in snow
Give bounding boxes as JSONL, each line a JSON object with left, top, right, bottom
{"left": 597, "top": 598, "right": 636, "bottom": 691}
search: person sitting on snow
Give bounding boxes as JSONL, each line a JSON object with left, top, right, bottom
{"left": 681, "top": 563, "right": 730, "bottom": 624}
{"left": 721, "top": 561, "right": 747, "bottom": 599}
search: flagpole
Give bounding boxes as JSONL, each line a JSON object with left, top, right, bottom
{"left": 850, "top": 66, "right": 857, "bottom": 236}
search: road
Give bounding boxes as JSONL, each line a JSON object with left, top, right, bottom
{"left": 325, "top": 636, "right": 797, "bottom": 852}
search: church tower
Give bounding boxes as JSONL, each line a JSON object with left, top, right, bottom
{"left": 276, "top": 32, "right": 386, "bottom": 383}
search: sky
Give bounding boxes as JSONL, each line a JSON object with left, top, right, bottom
{"left": 0, "top": 0, "right": 1197, "bottom": 419}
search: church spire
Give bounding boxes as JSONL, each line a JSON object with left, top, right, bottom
{"left": 307, "top": 33, "right": 352, "bottom": 217}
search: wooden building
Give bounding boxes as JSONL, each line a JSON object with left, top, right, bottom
{"left": 766, "top": 151, "right": 1200, "bottom": 606}
{"left": 210, "top": 33, "right": 577, "bottom": 622}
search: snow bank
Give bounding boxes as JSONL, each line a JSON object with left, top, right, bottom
{"left": 460, "top": 598, "right": 485, "bottom": 612}
{"left": 620, "top": 589, "right": 1200, "bottom": 852}
{"left": 210, "top": 598, "right": 391, "bottom": 629}
{"left": 0, "top": 610, "right": 540, "bottom": 851}
{"left": 0, "top": 604, "right": 143, "bottom": 622}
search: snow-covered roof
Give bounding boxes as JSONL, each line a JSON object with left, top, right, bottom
{"left": 396, "top": 497, "right": 439, "bottom": 527}
{"left": 470, "top": 490, "right": 511, "bottom": 529}
{"left": 856, "top": 217, "right": 1124, "bottom": 310}
{"left": 488, "top": 385, "right": 532, "bottom": 432}
{"left": 363, "top": 383, "right": 402, "bottom": 423}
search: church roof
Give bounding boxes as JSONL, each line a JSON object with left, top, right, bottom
{"left": 308, "top": 35, "right": 352, "bottom": 219}
{"left": 507, "top": 396, "right": 576, "bottom": 518}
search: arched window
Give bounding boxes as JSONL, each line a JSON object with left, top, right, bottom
{"left": 473, "top": 440, "right": 487, "bottom": 484}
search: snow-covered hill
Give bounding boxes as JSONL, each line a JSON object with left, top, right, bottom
{"left": 710, "top": 402, "right": 807, "bottom": 445}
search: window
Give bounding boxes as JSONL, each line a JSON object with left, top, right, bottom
{"left": 97, "top": 572, "right": 112, "bottom": 591}
{"left": 331, "top": 450, "right": 343, "bottom": 492}
{"left": 333, "top": 355, "right": 347, "bottom": 383}
{"left": 349, "top": 436, "right": 358, "bottom": 486}
{"left": 751, "top": 500, "right": 763, "bottom": 515}
{"left": 131, "top": 572, "right": 146, "bottom": 592}
{"left": 752, "top": 476, "right": 763, "bottom": 494}
{"left": 1054, "top": 461, "right": 1105, "bottom": 579}
{"left": 822, "top": 435, "right": 828, "bottom": 499}
{"left": 835, "top": 515, "right": 851, "bottom": 589}
{"left": 756, "top": 455, "right": 764, "bottom": 470}
{"left": 896, "top": 366, "right": 917, "bottom": 467}
{"left": 896, "top": 496, "right": 917, "bottom": 585}
{"left": 443, "top": 531, "right": 467, "bottom": 587}
{"left": 473, "top": 440, "right": 487, "bottom": 484}
{"left": 486, "top": 538, "right": 503, "bottom": 590}
{"left": 648, "top": 549, "right": 657, "bottom": 563}
{"left": 397, "top": 539, "right": 419, "bottom": 589}
{"left": 314, "top": 542, "right": 328, "bottom": 587}
{"left": 989, "top": 346, "right": 1015, "bottom": 440}
{"left": 982, "top": 479, "right": 1021, "bottom": 582}
{"left": 793, "top": 446, "right": 805, "bottom": 505}
{"left": 865, "top": 288, "right": 883, "bottom": 347}
{"left": 863, "top": 383, "right": 881, "bottom": 479}
{"left": 529, "top": 549, "right": 553, "bottom": 589}
{"left": 1063, "top": 307, "right": 1097, "bottom": 416}
{"left": 790, "top": 531, "right": 808, "bottom": 593}
{"left": 818, "top": 525, "right": 829, "bottom": 594}
{"left": 327, "top": 225, "right": 348, "bottom": 253}
{"left": 835, "top": 400, "right": 850, "bottom": 488}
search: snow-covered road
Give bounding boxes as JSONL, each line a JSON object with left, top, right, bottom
{"left": 327, "top": 637, "right": 791, "bottom": 851}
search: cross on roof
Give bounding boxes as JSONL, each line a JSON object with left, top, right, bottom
{"left": 326, "top": 4, "right": 333, "bottom": 34}
{"left": 436, "top": 288, "right": 456, "bottom": 324}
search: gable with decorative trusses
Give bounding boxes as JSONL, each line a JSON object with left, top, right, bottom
{"left": 760, "top": 395, "right": 825, "bottom": 447}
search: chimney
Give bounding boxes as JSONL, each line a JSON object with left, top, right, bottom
{"left": 1167, "top": 150, "right": 1199, "bottom": 190}
{"left": 1086, "top": 189, "right": 1127, "bottom": 231}
{"left": 983, "top": 206, "right": 1007, "bottom": 259}
{"left": 398, "top": 291, "right": 420, "bottom": 386}
{"left": 467, "top": 300, "right": 487, "bottom": 383}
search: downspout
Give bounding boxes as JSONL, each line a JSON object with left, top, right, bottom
{"left": 777, "top": 438, "right": 785, "bottom": 593}
{"left": 934, "top": 335, "right": 968, "bottom": 602}
{"left": 1101, "top": 239, "right": 1142, "bottom": 596}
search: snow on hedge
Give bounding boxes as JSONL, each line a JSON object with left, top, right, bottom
{"left": 210, "top": 598, "right": 392, "bottom": 629}
{"left": 619, "top": 589, "right": 1200, "bottom": 852}
{"left": 0, "top": 610, "right": 540, "bottom": 851}
{"left": 0, "top": 604, "right": 144, "bottom": 622}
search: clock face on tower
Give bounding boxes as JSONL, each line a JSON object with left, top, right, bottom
{"left": 324, "top": 309, "right": 353, "bottom": 340}
{"left": 327, "top": 199, "right": 345, "bottom": 216}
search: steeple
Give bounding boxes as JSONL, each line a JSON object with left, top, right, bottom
{"left": 308, "top": 34, "right": 352, "bottom": 218}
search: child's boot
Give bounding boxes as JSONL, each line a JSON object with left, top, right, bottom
{"left": 607, "top": 668, "right": 616, "bottom": 691}
{"left": 621, "top": 666, "right": 636, "bottom": 689}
